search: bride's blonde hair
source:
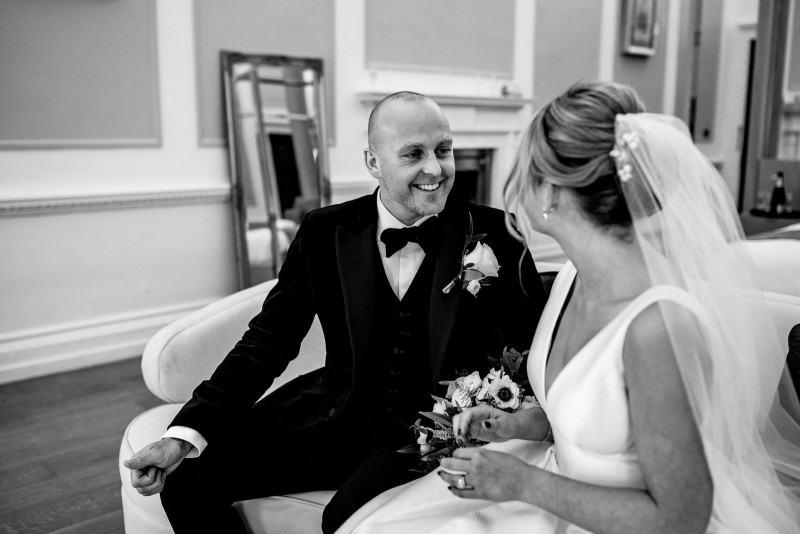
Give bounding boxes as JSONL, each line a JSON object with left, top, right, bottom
{"left": 504, "top": 81, "right": 644, "bottom": 237}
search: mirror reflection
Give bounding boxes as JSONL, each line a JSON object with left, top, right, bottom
{"left": 222, "top": 52, "right": 330, "bottom": 288}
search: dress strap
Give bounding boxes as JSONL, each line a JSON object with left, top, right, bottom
{"left": 614, "top": 285, "right": 712, "bottom": 339}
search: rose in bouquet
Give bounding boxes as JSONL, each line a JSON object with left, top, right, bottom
{"left": 399, "top": 347, "right": 538, "bottom": 473}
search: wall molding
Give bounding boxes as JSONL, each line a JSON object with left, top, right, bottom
{"left": 0, "top": 298, "right": 216, "bottom": 384}
{"left": 364, "top": 61, "right": 513, "bottom": 79}
{"left": 0, "top": 138, "right": 162, "bottom": 150}
{"left": 0, "top": 188, "right": 231, "bottom": 218}
{"left": 199, "top": 137, "right": 226, "bottom": 147}
{"left": 450, "top": 127, "right": 525, "bottom": 136}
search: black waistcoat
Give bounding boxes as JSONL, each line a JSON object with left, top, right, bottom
{"left": 358, "top": 250, "right": 436, "bottom": 429}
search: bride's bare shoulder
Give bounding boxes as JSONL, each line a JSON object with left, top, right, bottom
{"left": 622, "top": 298, "right": 707, "bottom": 379}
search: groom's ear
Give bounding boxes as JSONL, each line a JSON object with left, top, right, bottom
{"left": 364, "top": 148, "right": 381, "bottom": 179}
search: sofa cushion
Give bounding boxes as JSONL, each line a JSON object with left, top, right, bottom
{"left": 235, "top": 492, "right": 333, "bottom": 534}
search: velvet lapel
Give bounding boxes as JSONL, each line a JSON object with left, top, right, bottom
{"left": 428, "top": 207, "right": 467, "bottom": 387}
{"left": 336, "top": 195, "right": 379, "bottom": 377}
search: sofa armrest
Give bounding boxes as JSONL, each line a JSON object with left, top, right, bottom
{"left": 141, "top": 279, "right": 325, "bottom": 403}
{"left": 142, "top": 280, "right": 277, "bottom": 402}
{"left": 744, "top": 239, "right": 800, "bottom": 297}
{"left": 763, "top": 290, "right": 800, "bottom": 356}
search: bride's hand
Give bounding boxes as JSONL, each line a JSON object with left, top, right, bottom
{"left": 439, "top": 447, "right": 534, "bottom": 502}
{"left": 453, "top": 405, "right": 521, "bottom": 445}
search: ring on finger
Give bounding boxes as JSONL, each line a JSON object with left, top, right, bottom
{"left": 456, "top": 474, "right": 473, "bottom": 491}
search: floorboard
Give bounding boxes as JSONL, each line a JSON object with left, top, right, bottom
{"left": 0, "top": 358, "right": 161, "bottom": 534}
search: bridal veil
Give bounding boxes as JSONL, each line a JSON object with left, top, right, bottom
{"left": 612, "top": 113, "right": 800, "bottom": 532}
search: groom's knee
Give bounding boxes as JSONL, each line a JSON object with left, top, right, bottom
{"left": 162, "top": 454, "right": 228, "bottom": 508}
{"left": 160, "top": 459, "right": 200, "bottom": 509}
{"left": 321, "top": 500, "right": 350, "bottom": 534}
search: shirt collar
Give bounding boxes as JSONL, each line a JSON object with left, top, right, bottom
{"left": 376, "top": 190, "right": 436, "bottom": 238}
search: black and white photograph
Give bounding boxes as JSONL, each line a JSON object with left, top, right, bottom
{"left": 1, "top": 1, "right": 799, "bottom": 533}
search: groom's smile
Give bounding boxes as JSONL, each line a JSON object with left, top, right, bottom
{"left": 413, "top": 182, "right": 442, "bottom": 192}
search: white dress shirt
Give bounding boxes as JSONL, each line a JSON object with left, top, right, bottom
{"left": 375, "top": 192, "right": 435, "bottom": 300}
{"left": 164, "top": 192, "right": 434, "bottom": 456}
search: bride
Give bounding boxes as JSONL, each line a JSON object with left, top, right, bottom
{"left": 336, "top": 81, "right": 800, "bottom": 533}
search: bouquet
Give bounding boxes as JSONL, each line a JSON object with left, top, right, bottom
{"left": 399, "top": 347, "right": 538, "bottom": 473}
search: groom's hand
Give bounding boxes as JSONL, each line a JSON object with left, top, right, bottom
{"left": 123, "top": 438, "right": 192, "bottom": 496}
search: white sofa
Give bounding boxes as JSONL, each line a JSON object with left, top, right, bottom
{"left": 119, "top": 278, "right": 332, "bottom": 534}
{"left": 118, "top": 251, "right": 800, "bottom": 533}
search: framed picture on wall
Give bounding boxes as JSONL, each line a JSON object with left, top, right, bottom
{"left": 621, "top": 0, "right": 658, "bottom": 56}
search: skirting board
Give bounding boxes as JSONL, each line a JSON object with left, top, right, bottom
{"left": 0, "top": 299, "right": 215, "bottom": 384}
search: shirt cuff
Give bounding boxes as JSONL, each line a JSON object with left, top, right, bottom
{"left": 163, "top": 426, "right": 207, "bottom": 458}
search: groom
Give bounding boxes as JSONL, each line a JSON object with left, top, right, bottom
{"left": 125, "top": 91, "right": 546, "bottom": 533}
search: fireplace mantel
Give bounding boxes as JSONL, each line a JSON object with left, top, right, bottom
{"left": 356, "top": 91, "right": 534, "bottom": 109}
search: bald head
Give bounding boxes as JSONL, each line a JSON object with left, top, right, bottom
{"left": 367, "top": 91, "right": 437, "bottom": 150}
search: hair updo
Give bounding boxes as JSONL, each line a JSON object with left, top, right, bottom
{"left": 506, "top": 80, "right": 645, "bottom": 232}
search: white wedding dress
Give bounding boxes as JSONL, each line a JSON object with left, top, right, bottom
{"left": 338, "top": 262, "right": 751, "bottom": 533}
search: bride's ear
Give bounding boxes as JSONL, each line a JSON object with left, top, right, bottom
{"left": 539, "top": 182, "right": 559, "bottom": 212}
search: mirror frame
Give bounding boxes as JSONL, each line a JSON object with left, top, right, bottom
{"left": 221, "top": 51, "right": 331, "bottom": 289}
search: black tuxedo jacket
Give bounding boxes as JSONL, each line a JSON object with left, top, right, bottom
{"left": 171, "top": 191, "right": 546, "bottom": 443}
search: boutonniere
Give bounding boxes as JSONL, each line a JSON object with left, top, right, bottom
{"left": 442, "top": 213, "right": 500, "bottom": 296}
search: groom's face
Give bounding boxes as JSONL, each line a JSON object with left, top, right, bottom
{"left": 365, "top": 99, "right": 455, "bottom": 226}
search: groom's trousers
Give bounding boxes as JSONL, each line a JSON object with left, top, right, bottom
{"left": 160, "top": 399, "right": 423, "bottom": 534}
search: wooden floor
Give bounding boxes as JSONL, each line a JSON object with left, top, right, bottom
{"left": 0, "top": 358, "right": 162, "bottom": 534}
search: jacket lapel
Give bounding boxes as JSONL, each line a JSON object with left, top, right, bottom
{"left": 428, "top": 208, "right": 467, "bottom": 386}
{"left": 336, "top": 195, "right": 379, "bottom": 375}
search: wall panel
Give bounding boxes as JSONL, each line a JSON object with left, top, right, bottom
{"left": 614, "top": 0, "right": 672, "bottom": 113}
{"left": 692, "top": 0, "right": 724, "bottom": 141}
{"left": 0, "top": 0, "right": 160, "bottom": 148}
{"left": 365, "top": 0, "right": 515, "bottom": 77}
{"left": 194, "top": 0, "right": 335, "bottom": 145}
{"left": 533, "top": 0, "right": 603, "bottom": 106}
{"left": 788, "top": 0, "right": 800, "bottom": 92}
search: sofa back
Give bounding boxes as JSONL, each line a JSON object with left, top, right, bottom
{"left": 141, "top": 279, "right": 325, "bottom": 403}
{"left": 745, "top": 239, "right": 800, "bottom": 297}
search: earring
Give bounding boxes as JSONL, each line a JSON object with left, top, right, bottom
{"left": 542, "top": 205, "right": 555, "bottom": 220}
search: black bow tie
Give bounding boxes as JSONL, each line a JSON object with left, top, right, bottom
{"left": 380, "top": 217, "right": 439, "bottom": 258}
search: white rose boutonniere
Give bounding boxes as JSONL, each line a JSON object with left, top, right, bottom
{"left": 442, "top": 213, "right": 500, "bottom": 296}
{"left": 463, "top": 242, "right": 500, "bottom": 278}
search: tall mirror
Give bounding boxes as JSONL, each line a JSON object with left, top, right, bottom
{"left": 222, "top": 52, "right": 331, "bottom": 289}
